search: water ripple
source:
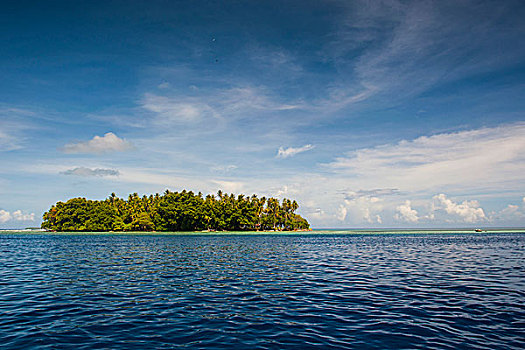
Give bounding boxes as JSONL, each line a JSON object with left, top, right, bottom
{"left": 0, "top": 232, "right": 524, "bottom": 349}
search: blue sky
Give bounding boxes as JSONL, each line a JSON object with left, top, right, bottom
{"left": 1, "top": 0, "right": 524, "bottom": 228}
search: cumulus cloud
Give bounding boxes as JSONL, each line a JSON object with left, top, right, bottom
{"left": 0, "top": 210, "right": 35, "bottom": 223}
{"left": 62, "top": 132, "right": 133, "bottom": 154}
{"left": 337, "top": 205, "right": 348, "bottom": 221}
{"left": 339, "top": 195, "right": 384, "bottom": 224}
{"left": 433, "top": 194, "right": 486, "bottom": 223}
{"left": 276, "top": 144, "right": 314, "bottom": 158}
{"left": 0, "top": 210, "right": 9, "bottom": 223}
{"left": 394, "top": 200, "right": 419, "bottom": 223}
{"left": 60, "top": 167, "right": 120, "bottom": 177}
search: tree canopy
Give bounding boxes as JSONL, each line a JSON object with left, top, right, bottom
{"left": 41, "top": 190, "right": 310, "bottom": 232}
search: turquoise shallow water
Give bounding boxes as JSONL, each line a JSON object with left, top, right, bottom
{"left": 0, "top": 231, "right": 524, "bottom": 349}
{"left": 4, "top": 228, "right": 524, "bottom": 235}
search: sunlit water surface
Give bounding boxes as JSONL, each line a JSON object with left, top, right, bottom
{"left": 1, "top": 231, "right": 524, "bottom": 349}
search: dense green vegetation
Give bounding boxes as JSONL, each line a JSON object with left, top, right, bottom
{"left": 41, "top": 190, "right": 310, "bottom": 232}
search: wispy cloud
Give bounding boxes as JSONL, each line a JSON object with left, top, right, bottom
{"left": 141, "top": 85, "right": 301, "bottom": 132}
{"left": 491, "top": 197, "right": 525, "bottom": 222}
{"left": 0, "top": 129, "right": 20, "bottom": 152}
{"left": 0, "top": 107, "right": 37, "bottom": 151}
{"left": 320, "top": 0, "right": 525, "bottom": 110}
{"left": 62, "top": 132, "right": 133, "bottom": 154}
{"left": 210, "top": 165, "right": 238, "bottom": 173}
{"left": 142, "top": 93, "right": 216, "bottom": 124}
{"left": 245, "top": 44, "right": 303, "bottom": 78}
{"left": 341, "top": 188, "right": 400, "bottom": 200}
{"left": 328, "top": 123, "right": 525, "bottom": 193}
{"left": 218, "top": 87, "right": 301, "bottom": 112}
{"left": 158, "top": 81, "right": 171, "bottom": 89}
{"left": 60, "top": 167, "right": 120, "bottom": 177}
{"left": 249, "top": 45, "right": 301, "bottom": 68}
{"left": 276, "top": 144, "right": 314, "bottom": 158}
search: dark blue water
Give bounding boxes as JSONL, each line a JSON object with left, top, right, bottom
{"left": 0, "top": 232, "right": 524, "bottom": 349}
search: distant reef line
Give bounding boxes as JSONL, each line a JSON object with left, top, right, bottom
{"left": 41, "top": 190, "right": 310, "bottom": 232}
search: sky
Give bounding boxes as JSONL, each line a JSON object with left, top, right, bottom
{"left": 1, "top": 0, "right": 524, "bottom": 229}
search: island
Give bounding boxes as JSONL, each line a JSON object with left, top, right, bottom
{"left": 41, "top": 190, "right": 310, "bottom": 232}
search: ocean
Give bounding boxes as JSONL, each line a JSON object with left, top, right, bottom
{"left": 0, "top": 230, "right": 523, "bottom": 349}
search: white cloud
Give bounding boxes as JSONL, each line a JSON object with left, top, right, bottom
{"left": 328, "top": 123, "right": 525, "bottom": 193}
{"left": 342, "top": 188, "right": 400, "bottom": 200}
{"left": 337, "top": 205, "right": 348, "bottom": 221}
{"left": 62, "top": 132, "right": 133, "bottom": 154}
{"left": 219, "top": 87, "right": 300, "bottom": 112}
{"left": 60, "top": 167, "right": 120, "bottom": 177}
{"left": 211, "top": 180, "right": 245, "bottom": 194}
{"left": 266, "top": 183, "right": 303, "bottom": 199}
{"left": 433, "top": 194, "right": 486, "bottom": 223}
{"left": 0, "top": 210, "right": 10, "bottom": 223}
{"left": 12, "top": 210, "right": 35, "bottom": 221}
{"left": 0, "top": 209, "right": 35, "bottom": 223}
{"left": 277, "top": 144, "right": 314, "bottom": 158}
{"left": 339, "top": 195, "right": 384, "bottom": 225}
{"left": 142, "top": 86, "right": 300, "bottom": 130}
{"left": 274, "top": 185, "right": 289, "bottom": 197}
{"left": 142, "top": 94, "right": 213, "bottom": 123}
{"left": 394, "top": 200, "right": 419, "bottom": 223}
{"left": 305, "top": 207, "right": 331, "bottom": 222}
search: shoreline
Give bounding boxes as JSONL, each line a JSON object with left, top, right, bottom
{"left": 1, "top": 228, "right": 524, "bottom": 235}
